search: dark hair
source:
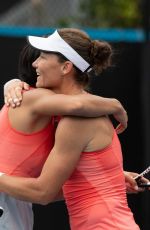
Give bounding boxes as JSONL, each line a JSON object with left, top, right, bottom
{"left": 18, "top": 44, "right": 40, "bottom": 87}
{"left": 57, "top": 28, "right": 112, "bottom": 88}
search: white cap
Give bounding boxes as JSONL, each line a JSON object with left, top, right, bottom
{"left": 28, "top": 30, "right": 92, "bottom": 73}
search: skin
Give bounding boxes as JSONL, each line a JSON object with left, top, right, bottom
{"left": 1, "top": 51, "right": 149, "bottom": 205}
{"left": 3, "top": 54, "right": 128, "bottom": 135}
{"left": 4, "top": 52, "right": 128, "bottom": 134}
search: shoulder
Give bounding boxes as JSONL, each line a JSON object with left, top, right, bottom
{"left": 54, "top": 117, "right": 90, "bottom": 154}
{"left": 22, "top": 88, "right": 55, "bottom": 105}
{"left": 55, "top": 116, "right": 92, "bottom": 145}
{"left": 58, "top": 116, "right": 89, "bottom": 128}
{"left": 24, "top": 87, "right": 55, "bottom": 98}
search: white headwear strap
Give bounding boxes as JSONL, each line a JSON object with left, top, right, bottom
{"left": 28, "top": 30, "right": 92, "bottom": 72}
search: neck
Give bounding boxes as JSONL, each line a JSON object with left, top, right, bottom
{"left": 52, "top": 79, "right": 85, "bottom": 95}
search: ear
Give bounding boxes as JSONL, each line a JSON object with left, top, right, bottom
{"left": 61, "top": 61, "right": 73, "bottom": 75}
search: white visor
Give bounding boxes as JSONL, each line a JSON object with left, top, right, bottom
{"left": 28, "top": 30, "right": 92, "bottom": 73}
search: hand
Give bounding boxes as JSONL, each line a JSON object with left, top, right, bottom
{"left": 124, "top": 171, "right": 149, "bottom": 194}
{"left": 4, "top": 79, "right": 29, "bottom": 108}
{"left": 114, "top": 106, "right": 128, "bottom": 134}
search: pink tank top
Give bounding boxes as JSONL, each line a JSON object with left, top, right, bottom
{"left": 0, "top": 105, "right": 55, "bottom": 177}
{"left": 63, "top": 131, "right": 140, "bottom": 230}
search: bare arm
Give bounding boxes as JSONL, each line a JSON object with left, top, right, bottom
{"left": 4, "top": 79, "right": 128, "bottom": 133}
{"left": 0, "top": 116, "right": 148, "bottom": 202}
{"left": 0, "top": 117, "right": 88, "bottom": 204}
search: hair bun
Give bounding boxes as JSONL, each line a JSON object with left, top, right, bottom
{"left": 90, "top": 40, "right": 112, "bottom": 74}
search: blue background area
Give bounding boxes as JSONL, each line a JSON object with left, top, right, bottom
{"left": 0, "top": 26, "right": 147, "bottom": 42}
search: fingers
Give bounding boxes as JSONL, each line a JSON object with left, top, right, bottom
{"left": 113, "top": 105, "right": 128, "bottom": 134}
{"left": 5, "top": 96, "right": 20, "bottom": 108}
{"left": 126, "top": 185, "right": 144, "bottom": 194}
{"left": 4, "top": 86, "right": 23, "bottom": 107}
{"left": 139, "top": 176, "right": 149, "bottom": 184}
{"left": 4, "top": 80, "right": 28, "bottom": 107}
{"left": 5, "top": 84, "right": 30, "bottom": 107}
{"left": 124, "top": 171, "right": 149, "bottom": 194}
{"left": 125, "top": 172, "right": 138, "bottom": 189}
{"left": 124, "top": 171, "right": 144, "bottom": 194}
{"left": 126, "top": 182, "right": 139, "bottom": 194}
{"left": 23, "top": 82, "right": 30, "bottom": 90}
{"left": 114, "top": 113, "right": 128, "bottom": 134}
{"left": 14, "top": 86, "right": 23, "bottom": 101}
{"left": 115, "top": 124, "right": 125, "bottom": 134}
{"left": 135, "top": 176, "right": 150, "bottom": 190}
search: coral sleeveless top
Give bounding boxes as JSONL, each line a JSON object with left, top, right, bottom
{"left": 63, "top": 131, "right": 140, "bottom": 230}
{"left": 0, "top": 105, "right": 55, "bottom": 177}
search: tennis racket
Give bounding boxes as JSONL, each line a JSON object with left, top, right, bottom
{"left": 134, "top": 166, "right": 150, "bottom": 188}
